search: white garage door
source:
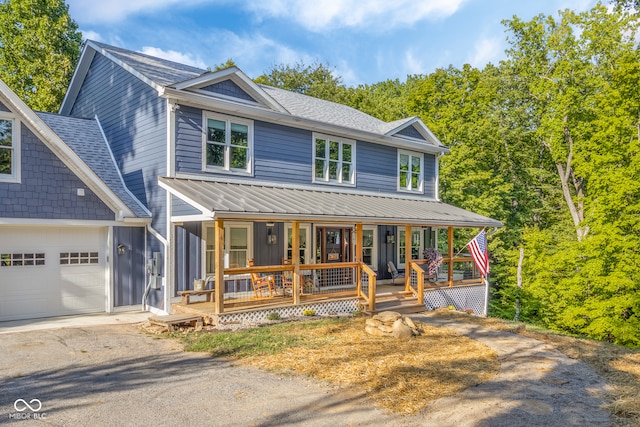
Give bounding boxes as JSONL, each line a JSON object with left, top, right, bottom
{"left": 0, "top": 226, "right": 107, "bottom": 321}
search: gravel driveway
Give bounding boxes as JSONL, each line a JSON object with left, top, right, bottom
{"left": 0, "top": 314, "right": 612, "bottom": 426}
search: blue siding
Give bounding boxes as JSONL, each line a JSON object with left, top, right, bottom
{"left": 424, "top": 153, "right": 437, "bottom": 198}
{"left": 175, "top": 222, "right": 202, "bottom": 293}
{"left": 175, "top": 105, "right": 202, "bottom": 173}
{"left": 397, "top": 125, "right": 424, "bottom": 140}
{"left": 174, "top": 105, "right": 438, "bottom": 199}
{"left": 0, "top": 123, "right": 114, "bottom": 220}
{"left": 357, "top": 142, "right": 397, "bottom": 193}
{"left": 113, "top": 226, "right": 146, "bottom": 306}
{"left": 172, "top": 195, "right": 201, "bottom": 216}
{"left": 254, "top": 121, "right": 310, "bottom": 183}
{"left": 0, "top": 100, "right": 9, "bottom": 112}
{"left": 200, "top": 80, "right": 256, "bottom": 102}
{"left": 69, "top": 53, "right": 168, "bottom": 235}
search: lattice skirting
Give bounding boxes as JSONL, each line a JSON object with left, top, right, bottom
{"left": 217, "top": 298, "right": 360, "bottom": 324}
{"left": 423, "top": 285, "right": 487, "bottom": 316}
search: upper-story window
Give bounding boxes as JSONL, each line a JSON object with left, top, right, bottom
{"left": 0, "top": 114, "right": 20, "bottom": 183}
{"left": 313, "top": 133, "right": 355, "bottom": 185}
{"left": 203, "top": 112, "right": 253, "bottom": 174}
{"left": 398, "top": 150, "right": 423, "bottom": 193}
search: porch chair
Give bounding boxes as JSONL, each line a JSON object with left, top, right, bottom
{"left": 247, "top": 258, "right": 276, "bottom": 298}
{"left": 387, "top": 261, "right": 404, "bottom": 285}
{"left": 281, "top": 258, "right": 304, "bottom": 295}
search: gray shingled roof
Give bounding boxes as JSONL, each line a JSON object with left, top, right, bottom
{"left": 91, "top": 41, "right": 204, "bottom": 87}
{"left": 36, "top": 112, "right": 151, "bottom": 219}
{"left": 159, "top": 177, "right": 502, "bottom": 228}
{"left": 88, "top": 41, "right": 439, "bottom": 145}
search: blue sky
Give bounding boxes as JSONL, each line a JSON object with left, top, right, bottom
{"left": 66, "top": 0, "right": 598, "bottom": 86}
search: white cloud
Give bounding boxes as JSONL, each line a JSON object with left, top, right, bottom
{"left": 403, "top": 50, "right": 426, "bottom": 75}
{"left": 80, "top": 30, "right": 102, "bottom": 42}
{"left": 466, "top": 37, "right": 502, "bottom": 68}
{"left": 197, "top": 30, "right": 314, "bottom": 76}
{"left": 245, "top": 0, "right": 467, "bottom": 32}
{"left": 140, "top": 46, "right": 207, "bottom": 69}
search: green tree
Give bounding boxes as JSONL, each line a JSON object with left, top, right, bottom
{"left": 255, "top": 61, "right": 348, "bottom": 103}
{"left": 0, "top": 0, "right": 82, "bottom": 112}
{"left": 506, "top": 5, "right": 640, "bottom": 346}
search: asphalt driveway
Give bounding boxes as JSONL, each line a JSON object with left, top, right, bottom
{"left": 0, "top": 323, "right": 405, "bottom": 426}
{"left": 0, "top": 315, "right": 611, "bottom": 426}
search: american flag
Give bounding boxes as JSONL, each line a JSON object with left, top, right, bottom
{"left": 467, "top": 229, "right": 490, "bottom": 278}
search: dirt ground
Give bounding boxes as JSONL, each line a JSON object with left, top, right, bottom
{"left": 0, "top": 313, "right": 612, "bottom": 426}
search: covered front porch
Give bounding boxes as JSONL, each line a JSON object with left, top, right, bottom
{"left": 161, "top": 177, "right": 501, "bottom": 324}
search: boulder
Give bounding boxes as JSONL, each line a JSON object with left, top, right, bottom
{"left": 364, "top": 311, "right": 421, "bottom": 339}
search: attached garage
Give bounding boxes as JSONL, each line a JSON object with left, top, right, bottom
{"left": 0, "top": 226, "right": 108, "bottom": 321}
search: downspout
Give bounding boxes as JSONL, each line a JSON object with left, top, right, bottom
{"left": 142, "top": 224, "right": 168, "bottom": 311}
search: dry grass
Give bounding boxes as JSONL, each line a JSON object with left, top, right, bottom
{"left": 426, "top": 310, "right": 640, "bottom": 427}
{"left": 233, "top": 317, "right": 498, "bottom": 414}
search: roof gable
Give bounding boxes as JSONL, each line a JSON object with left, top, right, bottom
{"left": 62, "top": 40, "right": 447, "bottom": 153}
{"left": 0, "top": 79, "right": 149, "bottom": 221}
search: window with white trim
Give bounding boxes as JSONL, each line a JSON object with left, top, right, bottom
{"left": 313, "top": 133, "right": 355, "bottom": 185}
{"left": 0, "top": 114, "right": 20, "bottom": 182}
{"left": 398, "top": 150, "right": 423, "bottom": 193}
{"left": 362, "top": 226, "right": 377, "bottom": 270}
{"left": 203, "top": 113, "right": 253, "bottom": 174}
{"left": 285, "top": 224, "right": 311, "bottom": 264}
{"left": 205, "top": 223, "right": 253, "bottom": 274}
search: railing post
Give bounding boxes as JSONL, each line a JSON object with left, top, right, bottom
{"left": 214, "top": 219, "right": 225, "bottom": 314}
{"left": 292, "top": 221, "right": 300, "bottom": 305}
{"left": 416, "top": 265, "right": 424, "bottom": 305}
{"left": 405, "top": 225, "right": 412, "bottom": 291}
{"left": 448, "top": 226, "right": 454, "bottom": 287}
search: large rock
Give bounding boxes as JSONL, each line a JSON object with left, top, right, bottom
{"left": 365, "top": 311, "right": 421, "bottom": 339}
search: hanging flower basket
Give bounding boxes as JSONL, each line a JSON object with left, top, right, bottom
{"left": 423, "top": 248, "right": 443, "bottom": 276}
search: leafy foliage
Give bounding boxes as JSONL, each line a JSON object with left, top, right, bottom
{"left": 0, "top": 0, "right": 82, "bottom": 111}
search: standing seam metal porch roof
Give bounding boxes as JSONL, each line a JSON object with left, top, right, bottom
{"left": 160, "top": 177, "right": 503, "bottom": 228}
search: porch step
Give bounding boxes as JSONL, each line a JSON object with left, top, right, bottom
{"left": 148, "top": 313, "right": 204, "bottom": 331}
{"left": 363, "top": 292, "right": 425, "bottom": 315}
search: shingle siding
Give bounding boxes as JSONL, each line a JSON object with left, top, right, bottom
{"left": 69, "top": 53, "right": 167, "bottom": 234}
{"left": 396, "top": 125, "right": 424, "bottom": 140}
{"left": 0, "top": 123, "right": 114, "bottom": 220}
{"left": 200, "top": 80, "right": 256, "bottom": 102}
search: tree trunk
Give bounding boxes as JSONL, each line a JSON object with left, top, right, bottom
{"left": 515, "top": 247, "right": 524, "bottom": 322}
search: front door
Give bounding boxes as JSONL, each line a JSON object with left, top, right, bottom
{"left": 316, "top": 227, "right": 352, "bottom": 263}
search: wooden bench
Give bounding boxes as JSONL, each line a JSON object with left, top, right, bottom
{"left": 177, "top": 289, "right": 215, "bottom": 304}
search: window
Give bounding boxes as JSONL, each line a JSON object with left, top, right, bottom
{"left": 203, "top": 113, "right": 253, "bottom": 174}
{"left": 205, "top": 223, "right": 252, "bottom": 274}
{"left": 285, "top": 224, "right": 311, "bottom": 264}
{"left": 313, "top": 133, "right": 355, "bottom": 185}
{"left": 0, "top": 253, "right": 45, "bottom": 267}
{"left": 0, "top": 114, "right": 20, "bottom": 182}
{"left": 398, "top": 228, "right": 422, "bottom": 268}
{"left": 362, "top": 227, "right": 377, "bottom": 269}
{"left": 398, "top": 150, "right": 423, "bottom": 193}
{"left": 60, "top": 252, "right": 99, "bottom": 265}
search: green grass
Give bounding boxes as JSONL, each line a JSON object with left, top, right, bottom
{"left": 180, "top": 317, "right": 347, "bottom": 358}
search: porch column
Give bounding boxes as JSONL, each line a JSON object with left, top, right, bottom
{"left": 448, "top": 226, "right": 454, "bottom": 287}
{"left": 355, "top": 223, "right": 363, "bottom": 262}
{"left": 292, "top": 221, "right": 301, "bottom": 305}
{"left": 214, "top": 219, "right": 225, "bottom": 314}
{"left": 405, "top": 225, "right": 412, "bottom": 290}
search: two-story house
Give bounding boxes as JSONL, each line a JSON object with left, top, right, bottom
{"left": 2, "top": 40, "right": 501, "bottom": 323}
